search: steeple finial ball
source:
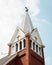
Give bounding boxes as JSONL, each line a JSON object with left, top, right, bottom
{"left": 25, "top": 7, "right": 28, "bottom": 12}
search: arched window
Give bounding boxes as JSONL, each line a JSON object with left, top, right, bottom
{"left": 36, "top": 45, "right": 38, "bottom": 53}
{"left": 20, "top": 41, "right": 22, "bottom": 50}
{"left": 16, "top": 44, "right": 18, "bottom": 52}
{"left": 33, "top": 42, "right": 35, "bottom": 50}
{"left": 30, "top": 40, "right": 32, "bottom": 48}
{"left": 39, "top": 47, "right": 42, "bottom": 55}
{"left": 23, "top": 39, "right": 26, "bottom": 48}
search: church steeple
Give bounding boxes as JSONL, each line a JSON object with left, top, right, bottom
{"left": 20, "top": 7, "right": 34, "bottom": 34}
{"left": 0, "top": 7, "right": 45, "bottom": 65}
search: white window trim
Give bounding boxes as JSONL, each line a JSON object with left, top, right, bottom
{"left": 22, "top": 40, "right": 24, "bottom": 49}
{"left": 18, "top": 42, "right": 20, "bottom": 52}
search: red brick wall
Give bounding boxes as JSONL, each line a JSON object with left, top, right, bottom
{"left": 7, "top": 35, "right": 45, "bottom": 65}
{"left": 30, "top": 49, "right": 44, "bottom": 65}
{"left": 7, "top": 49, "right": 44, "bottom": 65}
{"left": 7, "top": 49, "right": 27, "bottom": 65}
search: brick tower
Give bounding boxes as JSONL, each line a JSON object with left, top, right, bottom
{"left": 0, "top": 8, "right": 45, "bottom": 65}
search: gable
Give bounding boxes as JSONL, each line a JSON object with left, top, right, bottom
{"left": 10, "top": 27, "right": 25, "bottom": 43}
{"left": 31, "top": 28, "right": 44, "bottom": 47}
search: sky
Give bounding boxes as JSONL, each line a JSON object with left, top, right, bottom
{"left": 0, "top": 0, "right": 52, "bottom": 65}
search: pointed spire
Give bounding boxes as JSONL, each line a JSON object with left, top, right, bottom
{"left": 20, "top": 7, "right": 34, "bottom": 34}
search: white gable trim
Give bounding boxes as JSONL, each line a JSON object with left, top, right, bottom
{"left": 30, "top": 37, "right": 43, "bottom": 47}
{"left": 9, "top": 27, "right": 25, "bottom": 44}
{"left": 30, "top": 28, "right": 45, "bottom": 47}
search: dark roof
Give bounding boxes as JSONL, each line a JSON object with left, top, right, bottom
{"left": 0, "top": 54, "right": 17, "bottom": 65}
{"left": 0, "top": 56, "right": 8, "bottom": 65}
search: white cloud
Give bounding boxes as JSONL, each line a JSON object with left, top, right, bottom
{"left": 45, "top": 57, "right": 52, "bottom": 65}
{"left": 41, "top": 19, "right": 50, "bottom": 24}
{"left": 0, "top": 0, "right": 40, "bottom": 58}
{"left": 32, "top": 18, "right": 50, "bottom": 28}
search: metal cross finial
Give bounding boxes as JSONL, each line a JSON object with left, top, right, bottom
{"left": 25, "top": 7, "right": 28, "bottom": 12}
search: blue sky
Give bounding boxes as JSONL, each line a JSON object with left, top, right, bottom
{"left": 38, "top": 0, "right": 52, "bottom": 65}
{"left": 40, "top": 0, "right": 52, "bottom": 56}
{"left": 0, "top": 0, "right": 52, "bottom": 65}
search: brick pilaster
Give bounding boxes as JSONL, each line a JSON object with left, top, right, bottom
{"left": 26, "top": 34, "right": 30, "bottom": 65}
{"left": 8, "top": 45, "right": 11, "bottom": 56}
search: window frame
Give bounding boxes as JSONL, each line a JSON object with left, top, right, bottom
{"left": 16, "top": 43, "right": 18, "bottom": 52}
{"left": 19, "top": 41, "right": 22, "bottom": 50}
{"left": 30, "top": 40, "right": 32, "bottom": 48}
{"left": 39, "top": 47, "right": 42, "bottom": 56}
{"left": 23, "top": 39, "right": 26, "bottom": 48}
{"left": 36, "top": 45, "right": 38, "bottom": 53}
{"left": 33, "top": 42, "right": 35, "bottom": 50}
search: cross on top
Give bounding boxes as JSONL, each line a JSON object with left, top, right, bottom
{"left": 25, "top": 7, "right": 28, "bottom": 12}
